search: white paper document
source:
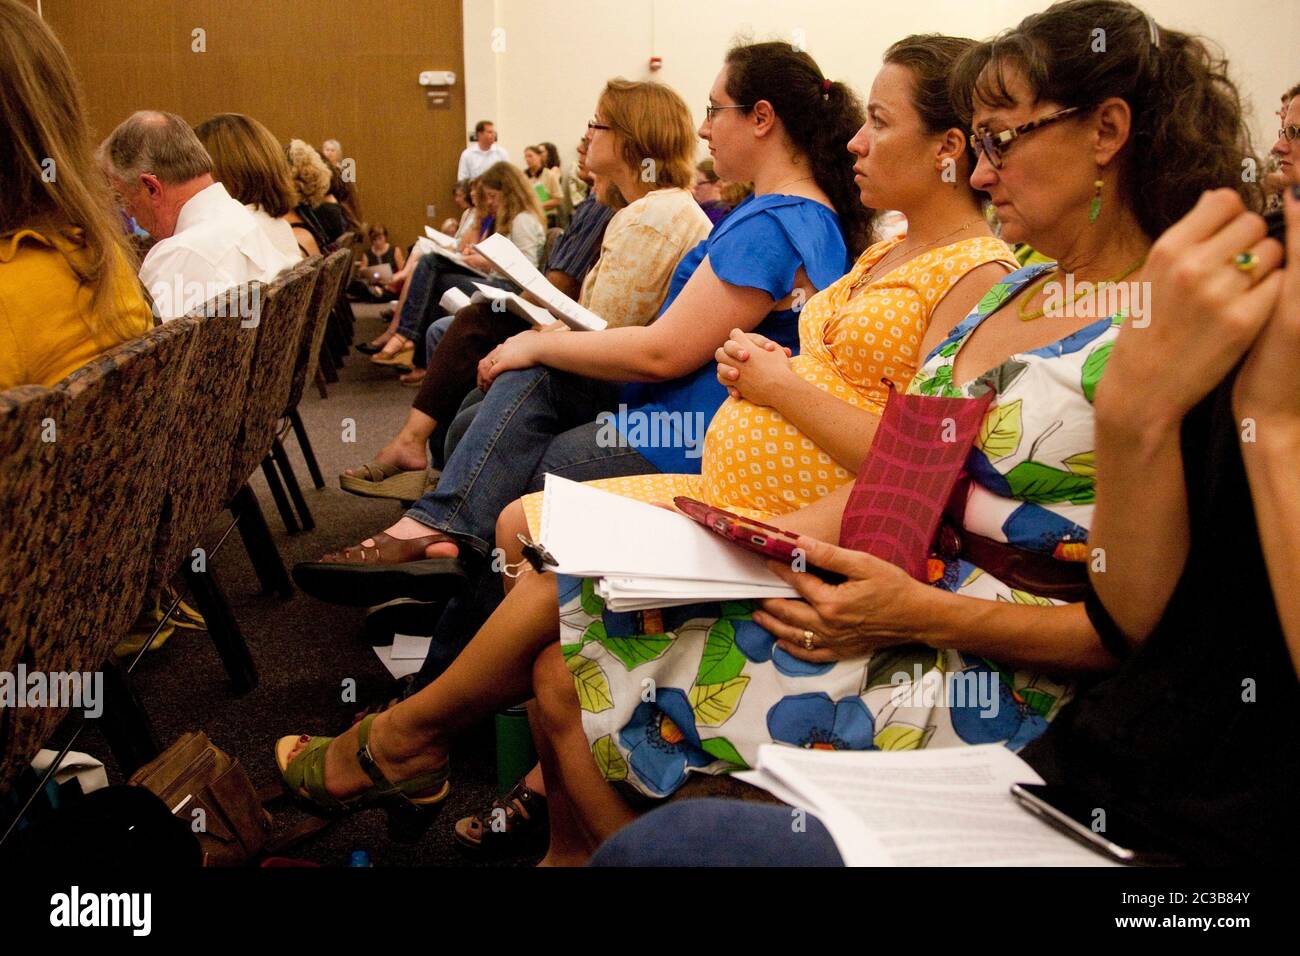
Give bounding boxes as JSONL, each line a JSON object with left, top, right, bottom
{"left": 537, "top": 474, "right": 797, "bottom": 607}
{"left": 735, "top": 743, "right": 1119, "bottom": 867}
{"left": 473, "top": 233, "right": 607, "bottom": 330}
{"left": 438, "top": 287, "right": 472, "bottom": 314}
{"left": 423, "top": 225, "right": 460, "bottom": 250}
{"left": 413, "top": 229, "right": 489, "bottom": 278}
{"left": 469, "top": 281, "right": 557, "bottom": 328}
{"left": 373, "top": 634, "right": 432, "bottom": 679}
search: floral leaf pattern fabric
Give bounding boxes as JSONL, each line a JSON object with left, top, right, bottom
{"left": 559, "top": 262, "right": 1124, "bottom": 798}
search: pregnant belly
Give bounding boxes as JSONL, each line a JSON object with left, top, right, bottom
{"left": 699, "top": 394, "right": 850, "bottom": 518}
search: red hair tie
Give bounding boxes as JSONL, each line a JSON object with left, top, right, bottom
{"left": 821, "top": 78, "right": 832, "bottom": 99}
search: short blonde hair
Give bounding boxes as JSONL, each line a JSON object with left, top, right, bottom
{"left": 286, "top": 139, "right": 331, "bottom": 206}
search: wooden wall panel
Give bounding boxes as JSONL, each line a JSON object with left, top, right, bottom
{"left": 40, "top": 0, "right": 466, "bottom": 247}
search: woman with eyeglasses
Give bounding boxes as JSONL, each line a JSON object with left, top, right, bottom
{"left": 516, "top": 0, "right": 1271, "bottom": 864}
{"left": 1271, "top": 87, "right": 1299, "bottom": 189}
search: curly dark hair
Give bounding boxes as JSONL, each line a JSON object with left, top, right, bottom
{"left": 725, "top": 41, "right": 873, "bottom": 255}
{"left": 950, "top": 0, "right": 1262, "bottom": 237}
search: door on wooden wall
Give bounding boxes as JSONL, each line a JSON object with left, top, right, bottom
{"left": 42, "top": 0, "right": 467, "bottom": 248}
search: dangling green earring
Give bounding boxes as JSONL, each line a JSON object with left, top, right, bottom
{"left": 1088, "top": 178, "right": 1103, "bottom": 223}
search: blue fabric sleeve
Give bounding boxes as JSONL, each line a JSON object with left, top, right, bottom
{"left": 706, "top": 209, "right": 801, "bottom": 301}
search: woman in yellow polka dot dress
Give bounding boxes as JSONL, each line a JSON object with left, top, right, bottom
{"left": 516, "top": 34, "right": 1018, "bottom": 535}
{"left": 521, "top": 232, "right": 1013, "bottom": 530}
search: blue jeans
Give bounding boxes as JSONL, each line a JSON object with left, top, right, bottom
{"left": 396, "top": 254, "right": 511, "bottom": 353}
{"left": 424, "top": 314, "right": 455, "bottom": 361}
{"left": 404, "top": 365, "right": 656, "bottom": 555}
{"left": 589, "top": 800, "right": 844, "bottom": 866}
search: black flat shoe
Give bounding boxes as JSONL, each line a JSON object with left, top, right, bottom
{"left": 362, "top": 597, "right": 449, "bottom": 643}
{"left": 294, "top": 558, "right": 466, "bottom": 606}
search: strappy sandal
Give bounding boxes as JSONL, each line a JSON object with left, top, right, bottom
{"left": 371, "top": 343, "right": 414, "bottom": 366}
{"left": 339, "top": 461, "right": 428, "bottom": 500}
{"left": 292, "top": 530, "right": 467, "bottom": 606}
{"left": 453, "top": 780, "right": 548, "bottom": 855}
{"left": 275, "top": 714, "right": 450, "bottom": 813}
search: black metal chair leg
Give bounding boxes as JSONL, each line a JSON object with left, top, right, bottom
{"left": 182, "top": 561, "right": 258, "bottom": 694}
{"left": 272, "top": 438, "right": 314, "bottom": 531}
{"left": 98, "top": 659, "right": 160, "bottom": 777}
{"left": 288, "top": 408, "right": 325, "bottom": 489}
{"left": 261, "top": 455, "right": 300, "bottom": 533}
{"left": 319, "top": 341, "right": 339, "bottom": 383}
{"left": 230, "top": 483, "right": 293, "bottom": 597}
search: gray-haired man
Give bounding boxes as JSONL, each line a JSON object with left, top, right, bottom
{"left": 100, "top": 110, "right": 296, "bottom": 320}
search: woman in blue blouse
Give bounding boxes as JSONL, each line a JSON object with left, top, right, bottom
{"left": 294, "top": 41, "right": 869, "bottom": 601}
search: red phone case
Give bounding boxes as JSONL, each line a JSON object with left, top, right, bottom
{"left": 673, "top": 497, "right": 802, "bottom": 562}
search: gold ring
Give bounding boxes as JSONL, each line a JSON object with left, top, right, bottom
{"left": 1233, "top": 250, "right": 1259, "bottom": 272}
{"left": 802, "top": 629, "right": 816, "bottom": 651}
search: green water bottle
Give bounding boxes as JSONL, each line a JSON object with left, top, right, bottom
{"left": 494, "top": 706, "right": 536, "bottom": 793}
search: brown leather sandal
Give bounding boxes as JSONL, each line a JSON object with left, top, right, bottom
{"left": 292, "top": 531, "right": 467, "bottom": 606}
{"left": 453, "top": 780, "right": 548, "bottom": 855}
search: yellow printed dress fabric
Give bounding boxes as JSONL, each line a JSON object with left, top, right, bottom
{"left": 522, "top": 234, "right": 1015, "bottom": 536}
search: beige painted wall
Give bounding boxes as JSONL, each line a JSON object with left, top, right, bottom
{"left": 463, "top": 0, "right": 1297, "bottom": 174}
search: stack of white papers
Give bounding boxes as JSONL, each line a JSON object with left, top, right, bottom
{"left": 735, "top": 744, "right": 1119, "bottom": 866}
{"left": 415, "top": 226, "right": 489, "bottom": 277}
{"left": 473, "top": 233, "right": 607, "bottom": 330}
{"left": 537, "top": 475, "right": 797, "bottom": 610}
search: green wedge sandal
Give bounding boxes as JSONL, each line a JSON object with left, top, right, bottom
{"left": 274, "top": 714, "right": 450, "bottom": 812}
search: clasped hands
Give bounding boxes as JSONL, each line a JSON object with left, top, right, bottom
{"left": 714, "top": 327, "right": 796, "bottom": 406}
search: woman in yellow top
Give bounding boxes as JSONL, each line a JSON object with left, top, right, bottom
{"left": 515, "top": 37, "right": 1015, "bottom": 535}
{"left": 0, "top": 0, "right": 152, "bottom": 391}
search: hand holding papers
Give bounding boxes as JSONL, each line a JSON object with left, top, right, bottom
{"left": 416, "top": 225, "right": 489, "bottom": 277}
{"left": 473, "top": 233, "right": 607, "bottom": 330}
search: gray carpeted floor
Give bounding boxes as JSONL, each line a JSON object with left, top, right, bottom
{"left": 73, "top": 302, "right": 538, "bottom": 867}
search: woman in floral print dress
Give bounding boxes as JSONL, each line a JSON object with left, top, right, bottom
{"left": 553, "top": 259, "right": 1120, "bottom": 798}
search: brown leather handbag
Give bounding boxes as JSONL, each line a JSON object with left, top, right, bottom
{"left": 129, "top": 732, "right": 272, "bottom": 866}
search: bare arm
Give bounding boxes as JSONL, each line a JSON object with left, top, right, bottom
{"left": 486, "top": 257, "right": 778, "bottom": 385}
{"left": 1234, "top": 189, "right": 1300, "bottom": 675}
{"left": 1087, "top": 190, "right": 1282, "bottom": 646}
{"left": 756, "top": 535, "right": 1115, "bottom": 672}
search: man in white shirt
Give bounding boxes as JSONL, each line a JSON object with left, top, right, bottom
{"left": 99, "top": 110, "right": 297, "bottom": 321}
{"left": 456, "top": 120, "right": 510, "bottom": 182}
